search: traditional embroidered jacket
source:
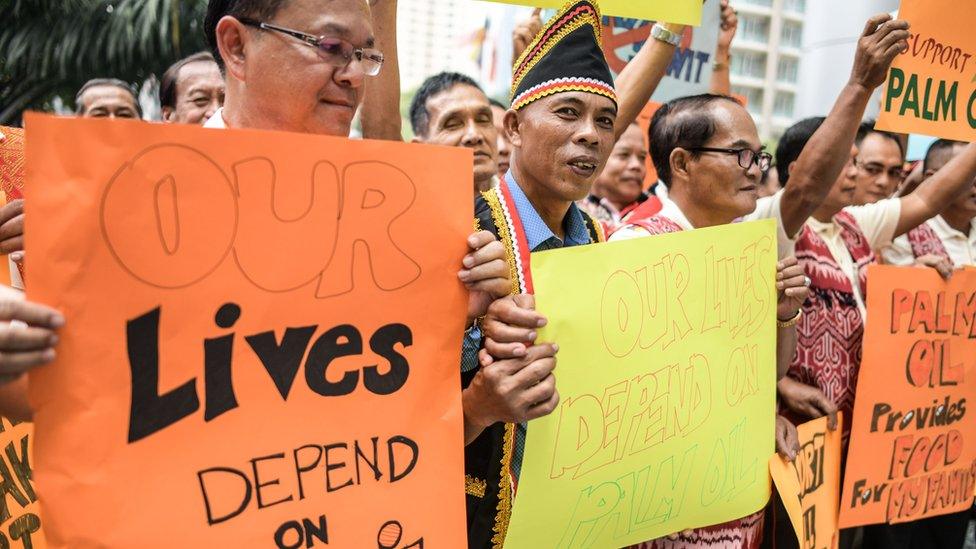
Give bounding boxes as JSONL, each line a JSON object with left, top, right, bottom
{"left": 463, "top": 177, "right": 603, "bottom": 549}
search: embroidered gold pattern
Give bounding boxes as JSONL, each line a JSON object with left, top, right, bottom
{"left": 491, "top": 422, "right": 516, "bottom": 548}
{"left": 465, "top": 474, "right": 487, "bottom": 498}
{"left": 512, "top": 2, "right": 604, "bottom": 94}
{"left": 481, "top": 189, "right": 522, "bottom": 296}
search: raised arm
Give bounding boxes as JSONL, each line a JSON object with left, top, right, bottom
{"left": 709, "top": 0, "right": 736, "bottom": 96}
{"left": 778, "top": 14, "right": 909, "bottom": 237}
{"left": 895, "top": 143, "right": 976, "bottom": 237}
{"left": 360, "top": 0, "right": 403, "bottom": 141}
{"left": 613, "top": 22, "right": 686, "bottom": 140}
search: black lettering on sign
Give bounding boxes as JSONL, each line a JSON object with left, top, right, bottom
{"left": 801, "top": 505, "right": 816, "bottom": 549}
{"left": 127, "top": 307, "right": 199, "bottom": 443}
{"left": 274, "top": 514, "right": 328, "bottom": 548}
{"left": 125, "top": 302, "right": 415, "bottom": 442}
{"left": 198, "top": 437, "right": 420, "bottom": 526}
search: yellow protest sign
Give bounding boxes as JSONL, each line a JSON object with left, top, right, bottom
{"left": 769, "top": 415, "right": 842, "bottom": 549}
{"left": 876, "top": 0, "right": 976, "bottom": 141}
{"left": 504, "top": 221, "right": 777, "bottom": 548}
{"left": 481, "top": 0, "right": 703, "bottom": 26}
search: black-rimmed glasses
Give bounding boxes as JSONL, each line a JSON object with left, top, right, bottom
{"left": 687, "top": 147, "right": 773, "bottom": 172}
{"left": 237, "top": 17, "right": 384, "bottom": 76}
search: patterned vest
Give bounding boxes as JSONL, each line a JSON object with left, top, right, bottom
{"left": 463, "top": 182, "right": 603, "bottom": 549}
{"left": 906, "top": 222, "right": 954, "bottom": 267}
{"left": 791, "top": 211, "right": 874, "bottom": 438}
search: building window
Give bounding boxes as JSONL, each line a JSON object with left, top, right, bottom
{"left": 774, "top": 91, "right": 795, "bottom": 118}
{"left": 731, "top": 51, "right": 767, "bottom": 78}
{"left": 732, "top": 85, "right": 763, "bottom": 116}
{"left": 781, "top": 21, "right": 803, "bottom": 48}
{"left": 776, "top": 57, "right": 798, "bottom": 83}
{"left": 783, "top": 0, "right": 806, "bottom": 13}
{"left": 738, "top": 14, "right": 770, "bottom": 43}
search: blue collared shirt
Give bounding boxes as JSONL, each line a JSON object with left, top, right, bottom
{"left": 462, "top": 172, "right": 593, "bottom": 481}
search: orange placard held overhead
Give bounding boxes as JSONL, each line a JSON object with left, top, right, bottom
{"left": 839, "top": 266, "right": 976, "bottom": 528}
{"left": 769, "top": 415, "right": 842, "bottom": 549}
{"left": 24, "top": 113, "right": 471, "bottom": 548}
{"left": 875, "top": 0, "right": 976, "bottom": 141}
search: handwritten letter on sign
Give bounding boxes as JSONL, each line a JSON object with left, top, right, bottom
{"left": 24, "top": 114, "right": 470, "bottom": 548}
{"left": 876, "top": 0, "right": 976, "bottom": 141}
{"left": 504, "top": 221, "right": 777, "bottom": 548}
{"left": 769, "top": 415, "right": 842, "bottom": 549}
{"left": 839, "top": 266, "right": 976, "bottom": 528}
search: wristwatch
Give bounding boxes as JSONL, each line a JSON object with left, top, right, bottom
{"left": 650, "top": 23, "right": 682, "bottom": 47}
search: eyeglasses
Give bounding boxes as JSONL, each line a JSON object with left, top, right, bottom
{"left": 687, "top": 147, "right": 773, "bottom": 172}
{"left": 237, "top": 17, "right": 384, "bottom": 76}
{"left": 853, "top": 159, "right": 908, "bottom": 182}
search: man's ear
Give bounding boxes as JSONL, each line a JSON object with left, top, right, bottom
{"left": 215, "top": 16, "right": 249, "bottom": 82}
{"left": 670, "top": 148, "right": 693, "bottom": 181}
{"left": 161, "top": 106, "right": 174, "bottom": 122}
{"left": 504, "top": 109, "right": 522, "bottom": 148}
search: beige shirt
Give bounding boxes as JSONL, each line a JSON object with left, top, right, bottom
{"left": 882, "top": 215, "right": 976, "bottom": 267}
{"left": 610, "top": 189, "right": 796, "bottom": 260}
{"left": 805, "top": 198, "right": 902, "bottom": 317}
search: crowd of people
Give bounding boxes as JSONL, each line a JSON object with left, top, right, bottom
{"left": 1, "top": 0, "right": 975, "bottom": 547}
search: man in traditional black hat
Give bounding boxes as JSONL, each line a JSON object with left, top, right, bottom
{"left": 458, "top": 2, "right": 688, "bottom": 545}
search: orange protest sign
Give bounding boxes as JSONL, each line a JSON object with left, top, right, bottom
{"left": 769, "top": 415, "right": 842, "bottom": 549}
{"left": 636, "top": 102, "right": 661, "bottom": 189}
{"left": 24, "top": 113, "right": 471, "bottom": 548}
{"left": 875, "top": 0, "right": 976, "bottom": 141}
{"left": 839, "top": 266, "right": 976, "bottom": 528}
{"left": 0, "top": 417, "right": 44, "bottom": 549}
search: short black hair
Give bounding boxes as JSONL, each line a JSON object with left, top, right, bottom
{"left": 856, "top": 120, "right": 904, "bottom": 158}
{"left": 923, "top": 139, "right": 964, "bottom": 172}
{"left": 489, "top": 98, "right": 508, "bottom": 111}
{"left": 205, "top": 0, "right": 291, "bottom": 69}
{"left": 648, "top": 94, "right": 740, "bottom": 187}
{"left": 774, "top": 117, "right": 825, "bottom": 186}
{"left": 75, "top": 78, "right": 141, "bottom": 116}
{"left": 160, "top": 52, "right": 217, "bottom": 109}
{"left": 409, "top": 72, "right": 484, "bottom": 138}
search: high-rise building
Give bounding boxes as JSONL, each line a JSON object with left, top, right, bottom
{"left": 728, "top": 0, "right": 807, "bottom": 141}
{"left": 795, "top": 0, "right": 899, "bottom": 121}
{"left": 397, "top": 0, "right": 466, "bottom": 91}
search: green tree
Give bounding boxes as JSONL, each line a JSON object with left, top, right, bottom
{"left": 0, "top": 0, "right": 210, "bottom": 125}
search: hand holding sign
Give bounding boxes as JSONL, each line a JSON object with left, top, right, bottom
{"left": 778, "top": 376, "right": 839, "bottom": 431}
{"left": 0, "top": 199, "right": 23, "bottom": 255}
{"left": 459, "top": 231, "right": 511, "bottom": 326}
{"left": 776, "top": 256, "right": 809, "bottom": 321}
{"left": 850, "top": 14, "right": 910, "bottom": 92}
{"left": 480, "top": 293, "right": 548, "bottom": 360}
{"left": 0, "top": 289, "right": 63, "bottom": 382}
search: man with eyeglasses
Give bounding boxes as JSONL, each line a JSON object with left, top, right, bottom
{"left": 850, "top": 122, "right": 907, "bottom": 205}
{"left": 883, "top": 139, "right": 975, "bottom": 275}
{"left": 767, "top": 96, "right": 976, "bottom": 549}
